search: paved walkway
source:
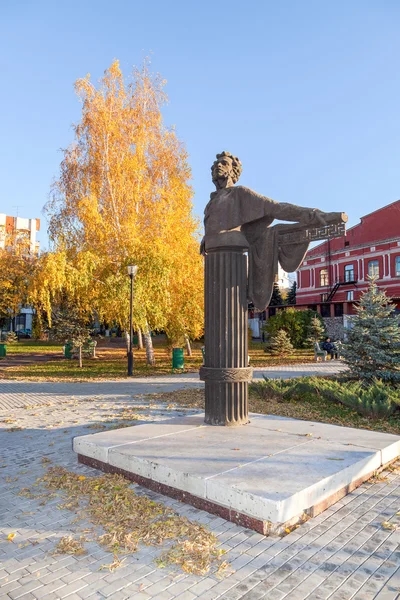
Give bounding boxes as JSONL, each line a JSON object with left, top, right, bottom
{"left": 1, "top": 366, "right": 399, "bottom": 600}
{"left": 0, "top": 362, "right": 346, "bottom": 411}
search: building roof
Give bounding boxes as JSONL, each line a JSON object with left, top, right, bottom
{"left": 305, "top": 200, "right": 400, "bottom": 258}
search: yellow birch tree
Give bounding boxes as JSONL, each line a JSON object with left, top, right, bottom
{"left": 44, "top": 60, "right": 203, "bottom": 359}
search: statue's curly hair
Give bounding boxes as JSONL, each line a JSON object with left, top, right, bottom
{"left": 211, "top": 151, "right": 242, "bottom": 184}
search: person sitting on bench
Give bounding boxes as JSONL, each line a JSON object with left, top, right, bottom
{"left": 321, "top": 337, "right": 338, "bottom": 360}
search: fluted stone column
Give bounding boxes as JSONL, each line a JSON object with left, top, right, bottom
{"left": 200, "top": 242, "right": 253, "bottom": 426}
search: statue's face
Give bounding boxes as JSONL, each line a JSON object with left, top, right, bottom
{"left": 212, "top": 155, "right": 233, "bottom": 187}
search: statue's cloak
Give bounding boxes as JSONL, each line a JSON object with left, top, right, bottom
{"left": 242, "top": 218, "right": 308, "bottom": 309}
{"left": 204, "top": 186, "right": 317, "bottom": 310}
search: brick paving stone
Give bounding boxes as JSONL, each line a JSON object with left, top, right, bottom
{"left": 173, "top": 592, "right": 198, "bottom": 600}
{"left": 370, "top": 567, "right": 400, "bottom": 600}
{"left": 152, "top": 592, "right": 174, "bottom": 600}
{"left": 187, "top": 577, "right": 218, "bottom": 596}
{"left": 0, "top": 376, "right": 399, "bottom": 600}
{"left": 96, "top": 577, "right": 133, "bottom": 597}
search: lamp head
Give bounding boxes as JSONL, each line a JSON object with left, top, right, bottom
{"left": 127, "top": 265, "right": 138, "bottom": 277}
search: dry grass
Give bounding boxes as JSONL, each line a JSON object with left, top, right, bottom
{"left": 0, "top": 340, "right": 315, "bottom": 381}
{"left": 149, "top": 386, "right": 400, "bottom": 435}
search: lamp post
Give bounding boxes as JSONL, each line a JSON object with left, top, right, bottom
{"left": 127, "top": 265, "right": 138, "bottom": 377}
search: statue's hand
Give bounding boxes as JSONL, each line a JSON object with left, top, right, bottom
{"left": 312, "top": 209, "right": 327, "bottom": 226}
{"left": 312, "top": 210, "right": 348, "bottom": 226}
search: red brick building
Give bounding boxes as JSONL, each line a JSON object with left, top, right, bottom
{"left": 295, "top": 200, "right": 400, "bottom": 336}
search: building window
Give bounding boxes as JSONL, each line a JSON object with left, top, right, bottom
{"left": 320, "top": 268, "right": 329, "bottom": 287}
{"left": 344, "top": 264, "right": 355, "bottom": 282}
{"left": 346, "top": 291, "right": 354, "bottom": 301}
{"left": 344, "top": 241, "right": 349, "bottom": 247}
{"left": 14, "top": 314, "right": 26, "bottom": 331}
{"left": 368, "top": 260, "right": 379, "bottom": 278}
{"left": 321, "top": 304, "right": 330, "bottom": 318}
{"left": 321, "top": 293, "right": 328, "bottom": 302}
{"left": 396, "top": 256, "right": 400, "bottom": 276}
{"left": 334, "top": 303, "right": 343, "bottom": 317}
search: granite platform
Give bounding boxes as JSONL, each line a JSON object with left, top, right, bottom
{"left": 73, "top": 413, "right": 400, "bottom": 534}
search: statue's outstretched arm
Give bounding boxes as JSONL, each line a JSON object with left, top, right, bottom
{"left": 240, "top": 187, "right": 344, "bottom": 227}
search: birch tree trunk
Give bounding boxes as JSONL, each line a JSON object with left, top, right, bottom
{"left": 144, "top": 323, "right": 155, "bottom": 365}
{"left": 79, "top": 345, "right": 83, "bottom": 368}
{"left": 184, "top": 334, "right": 192, "bottom": 356}
{"left": 137, "top": 328, "right": 144, "bottom": 350}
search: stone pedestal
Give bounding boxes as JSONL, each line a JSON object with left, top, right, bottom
{"left": 200, "top": 242, "right": 253, "bottom": 426}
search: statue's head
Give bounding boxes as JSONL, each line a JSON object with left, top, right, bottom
{"left": 211, "top": 151, "right": 242, "bottom": 189}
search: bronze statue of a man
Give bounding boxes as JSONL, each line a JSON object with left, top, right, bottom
{"left": 202, "top": 151, "right": 346, "bottom": 310}
{"left": 200, "top": 151, "right": 347, "bottom": 426}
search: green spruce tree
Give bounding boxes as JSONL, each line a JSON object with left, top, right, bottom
{"left": 342, "top": 277, "right": 400, "bottom": 384}
{"left": 287, "top": 281, "right": 297, "bottom": 305}
{"left": 269, "top": 329, "right": 294, "bottom": 358}
{"left": 269, "top": 282, "right": 284, "bottom": 306}
{"left": 307, "top": 315, "right": 326, "bottom": 344}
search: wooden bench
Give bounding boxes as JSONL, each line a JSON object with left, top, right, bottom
{"left": 79, "top": 339, "right": 97, "bottom": 358}
{"left": 64, "top": 339, "right": 97, "bottom": 359}
{"left": 333, "top": 341, "right": 343, "bottom": 359}
{"left": 314, "top": 342, "right": 327, "bottom": 362}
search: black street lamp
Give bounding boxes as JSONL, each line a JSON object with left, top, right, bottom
{"left": 127, "top": 265, "right": 138, "bottom": 376}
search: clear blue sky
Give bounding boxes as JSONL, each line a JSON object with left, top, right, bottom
{"left": 1, "top": 1, "right": 400, "bottom": 249}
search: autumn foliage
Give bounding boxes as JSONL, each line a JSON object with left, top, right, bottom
{"left": 39, "top": 61, "right": 203, "bottom": 347}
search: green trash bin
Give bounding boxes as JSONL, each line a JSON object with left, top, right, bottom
{"left": 0, "top": 344, "right": 7, "bottom": 358}
{"left": 63, "top": 342, "right": 73, "bottom": 359}
{"left": 172, "top": 347, "right": 184, "bottom": 370}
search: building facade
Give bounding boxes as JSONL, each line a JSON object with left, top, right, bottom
{"left": 0, "top": 213, "right": 40, "bottom": 335}
{"left": 0, "top": 214, "right": 40, "bottom": 255}
{"left": 295, "top": 200, "right": 400, "bottom": 337}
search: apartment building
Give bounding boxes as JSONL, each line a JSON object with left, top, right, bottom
{"left": 0, "top": 213, "right": 40, "bottom": 255}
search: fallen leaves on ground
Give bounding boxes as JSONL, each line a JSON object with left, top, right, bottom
{"left": 35, "top": 466, "right": 228, "bottom": 576}
{"left": 53, "top": 535, "right": 87, "bottom": 555}
{"left": 150, "top": 388, "right": 204, "bottom": 409}
{"left": 369, "top": 473, "right": 390, "bottom": 484}
{"left": 100, "top": 554, "right": 126, "bottom": 572}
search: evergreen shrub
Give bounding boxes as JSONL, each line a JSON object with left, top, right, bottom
{"left": 269, "top": 329, "right": 294, "bottom": 358}
{"left": 263, "top": 309, "right": 325, "bottom": 349}
{"left": 252, "top": 376, "right": 400, "bottom": 419}
{"left": 6, "top": 331, "right": 18, "bottom": 344}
